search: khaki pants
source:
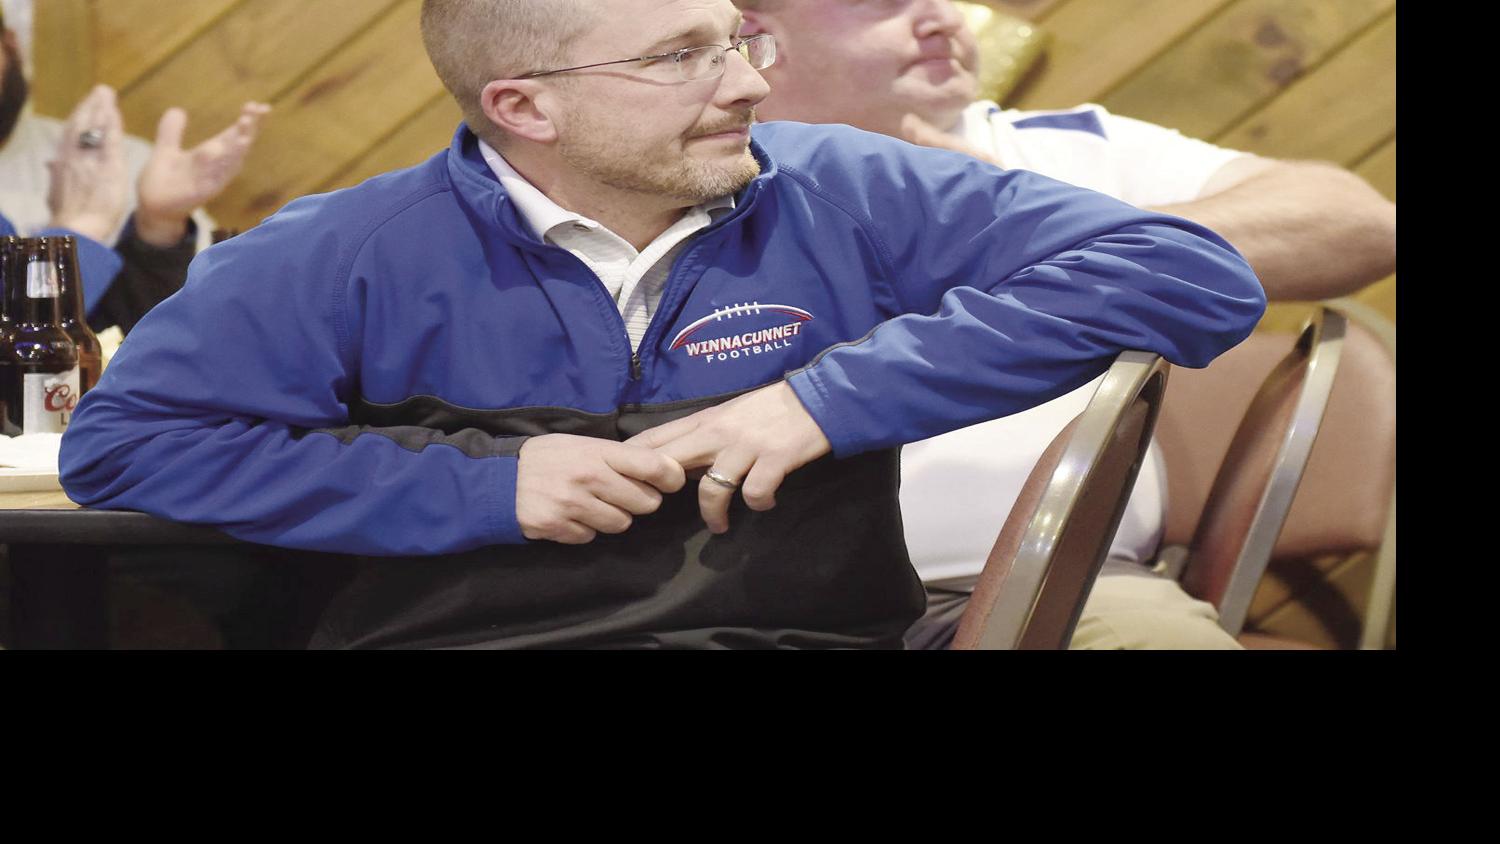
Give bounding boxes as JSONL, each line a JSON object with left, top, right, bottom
{"left": 906, "top": 564, "right": 1242, "bottom": 650}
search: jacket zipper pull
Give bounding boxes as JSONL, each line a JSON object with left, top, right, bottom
{"left": 630, "top": 352, "right": 643, "bottom": 381}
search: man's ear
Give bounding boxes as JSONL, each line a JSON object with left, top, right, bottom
{"left": 478, "top": 78, "right": 558, "bottom": 145}
{"left": 1, "top": 28, "right": 19, "bottom": 53}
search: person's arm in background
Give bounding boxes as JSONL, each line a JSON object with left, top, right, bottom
{"left": 1149, "top": 154, "right": 1395, "bottom": 301}
{"left": 901, "top": 108, "right": 1395, "bottom": 302}
{"left": 88, "top": 100, "right": 271, "bottom": 334}
{"left": 129, "top": 101, "right": 269, "bottom": 249}
{"left": 41, "top": 84, "right": 128, "bottom": 302}
{"left": 43, "top": 84, "right": 269, "bottom": 324}
{"left": 85, "top": 215, "right": 195, "bottom": 335}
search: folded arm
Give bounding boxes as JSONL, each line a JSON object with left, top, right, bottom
{"left": 779, "top": 149, "right": 1266, "bottom": 457}
{"left": 59, "top": 200, "right": 524, "bottom": 556}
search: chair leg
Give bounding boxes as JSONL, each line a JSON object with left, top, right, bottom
{"left": 1360, "top": 488, "right": 1397, "bottom": 650}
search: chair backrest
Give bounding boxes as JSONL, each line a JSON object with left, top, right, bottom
{"left": 1157, "top": 309, "right": 1395, "bottom": 558}
{"left": 1270, "top": 306, "right": 1395, "bottom": 559}
{"left": 952, "top": 351, "right": 1169, "bottom": 650}
{"left": 1177, "top": 308, "right": 1347, "bottom": 634}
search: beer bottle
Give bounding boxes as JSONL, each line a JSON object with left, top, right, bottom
{"left": 2, "top": 237, "right": 80, "bottom": 436}
{"left": 0, "top": 234, "right": 17, "bottom": 334}
{"left": 53, "top": 236, "right": 104, "bottom": 394}
{"left": 0, "top": 236, "right": 17, "bottom": 430}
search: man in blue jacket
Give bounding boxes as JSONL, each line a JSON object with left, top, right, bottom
{"left": 59, "top": 0, "right": 1265, "bottom": 649}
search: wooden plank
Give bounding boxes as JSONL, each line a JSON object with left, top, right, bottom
{"left": 1353, "top": 275, "right": 1395, "bottom": 321}
{"left": 320, "top": 93, "right": 464, "bottom": 193}
{"left": 1256, "top": 301, "right": 1318, "bottom": 334}
{"left": 28, "top": 0, "right": 93, "bottom": 119}
{"left": 94, "top": 0, "right": 241, "bottom": 93}
{"left": 1351, "top": 274, "right": 1395, "bottom": 325}
{"left": 206, "top": 0, "right": 444, "bottom": 228}
{"left": 117, "top": 0, "right": 400, "bottom": 145}
{"left": 1354, "top": 137, "right": 1395, "bottom": 201}
{"left": 0, "top": 491, "right": 77, "bottom": 510}
{"left": 1216, "top": 11, "right": 1394, "bottom": 163}
{"left": 1013, "top": 0, "right": 1229, "bottom": 110}
{"left": 1101, "top": 0, "right": 1393, "bottom": 140}
{"left": 962, "top": 0, "right": 1071, "bottom": 22}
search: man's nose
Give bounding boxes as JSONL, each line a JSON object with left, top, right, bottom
{"left": 717, "top": 44, "right": 771, "bottom": 108}
{"left": 914, "top": 0, "right": 966, "bottom": 39}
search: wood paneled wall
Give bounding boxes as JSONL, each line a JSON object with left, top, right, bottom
{"left": 33, "top": 0, "right": 461, "bottom": 234}
{"left": 988, "top": 0, "right": 1396, "bottom": 327}
{"left": 33, "top": 0, "right": 1394, "bottom": 325}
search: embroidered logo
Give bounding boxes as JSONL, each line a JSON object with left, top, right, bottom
{"left": 670, "top": 302, "right": 814, "bottom": 364}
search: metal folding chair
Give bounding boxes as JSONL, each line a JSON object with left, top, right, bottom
{"left": 952, "top": 351, "right": 1169, "bottom": 650}
{"left": 1173, "top": 307, "right": 1350, "bottom": 636}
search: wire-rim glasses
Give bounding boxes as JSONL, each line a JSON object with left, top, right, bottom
{"left": 520, "top": 34, "right": 776, "bottom": 82}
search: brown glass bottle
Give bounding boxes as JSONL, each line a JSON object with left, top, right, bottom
{"left": 53, "top": 236, "right": 104, "bottom": 394}
{"left": 2, "top": 237, "right": 80, "bottom": 436}
{"left": 0, "top": 235, "right": 18, "bottom": 430}
{"left": 1, "top": 234, "right": 18, "bottom": 333}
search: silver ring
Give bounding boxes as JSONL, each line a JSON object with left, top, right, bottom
{"left": 78, "top": 128, "right": 105, "bottom": 149}
{"left": 704, "top": 469, "right": 739, "bottom": 490}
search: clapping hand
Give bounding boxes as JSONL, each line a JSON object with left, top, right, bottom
{"left": 134, "top": 101, "right": 271, "bottom": 246}
{"left": 46, "top": 85, "right": 130, "bottom": 242}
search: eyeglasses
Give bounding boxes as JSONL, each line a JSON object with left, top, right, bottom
{"left": 521, "top": 34, "right": 776, "bottom": 83}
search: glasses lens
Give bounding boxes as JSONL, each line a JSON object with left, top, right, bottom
{"left": 676, "top": 35, "right": 776, "bottom": 81}
{"left": 678, "top": 45, "right": 726, "bottom": 81}
{"left": 741, "top": 35, "right": 776, "bottom": 70}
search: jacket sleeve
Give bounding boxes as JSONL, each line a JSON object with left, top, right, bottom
{"left": 779, "top": 136, "right": 1266, "bottom": 457}
{"left": 59, "top": 194, "right": 526, "bottom": 556}
{"left": 86, "top": 216, "right": 196, "bottom": 334}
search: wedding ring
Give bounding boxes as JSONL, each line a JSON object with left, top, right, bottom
{"left": 78, "top": 128, "right": 105, "bottom": 149}
{"left": 704, "top": 469, "right": 739, "bottom": 490}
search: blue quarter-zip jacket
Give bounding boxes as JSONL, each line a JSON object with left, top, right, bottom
{"left": 0, "top": 213, "right": 124, "bottom": 316}
{"left": 59, "top": 121, "right": 1264, "bottom": 649}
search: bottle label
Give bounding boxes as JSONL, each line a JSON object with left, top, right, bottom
{"left": 23, "top": 368, "right": 80, "bottom": 434}
{"left": 26, "top": 259, "right": 59, "bottom": 298}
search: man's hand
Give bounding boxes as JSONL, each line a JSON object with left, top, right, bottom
{"left": 627, "top": 382, "right": 831, "bottom": 535}
{"left": 516, "top": 434, "right": 687, "bottom": 545}
{"left": 134, "top": 101, "right": 272, "bottom": 247}
{"left": 898, "top": 113, "right": 1005, "bottom": 168}
{"left": 46, "top": 85, "right": 130, "bottom": 242}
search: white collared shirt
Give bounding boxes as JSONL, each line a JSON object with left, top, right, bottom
{"left": 479, "top": 140, "right": 734, "bottom": 351}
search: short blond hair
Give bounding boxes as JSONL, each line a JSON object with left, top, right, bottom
{"left": 420, "top": 0, "right": 595, "bottom": 140}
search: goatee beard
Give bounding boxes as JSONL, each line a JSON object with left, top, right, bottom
{"left": 0, "top": 47, "right": 29, "bottom": 149}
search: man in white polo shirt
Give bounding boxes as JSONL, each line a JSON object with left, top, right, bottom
{"left": 735, "top": 0, "right": 1396, "bottom": 649}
